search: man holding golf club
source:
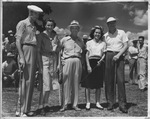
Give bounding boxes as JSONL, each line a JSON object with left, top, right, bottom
{"left": 15, "top": 5, "right": 43, "bottom": 117}
{"left": 104, "top": 17, "right": 128, "bottom": 113}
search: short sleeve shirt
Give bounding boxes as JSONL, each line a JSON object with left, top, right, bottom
{"left": 104, "top": 29, "right": 128, "bottom": 52}
{"left": 128, "top": 46, "right": 139, "bottom": 59}
{"left": 138, "top": 44, "right": 148, "bottom": 59}
{"left": 2, "top": 60, "right": 17, "bottom": 75}
{"left": 15, "top": 18, "right": 37, "bottom": 45}
{"left": 60, "top": 36, "right": 85, "bottom": 59}
{"left": 86, "top": 39, "right": 106, "bottom": 58}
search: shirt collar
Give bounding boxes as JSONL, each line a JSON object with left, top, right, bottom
{"left": 66, "top": 36, "right": 72, "bottom": 41}
{"left": 108, "top": 29, "right": 118, "bottom": 35}
{"left": 25, "top": 17, "right": 33, "bottom": 27}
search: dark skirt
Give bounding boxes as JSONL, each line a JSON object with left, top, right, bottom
{"left": 81, "top": 59, "right": 104, "bottom": 89}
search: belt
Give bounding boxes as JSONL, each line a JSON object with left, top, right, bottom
{"left": 107, "top": 51, "right": 119, "bottom": 54}
{"left": 64, "top": 56, "right": 80, "bottom": 60}
{"left": 130, "top": 58, "right": 138, "bottom": 60}
{"left": 89, "top": 56, "right": 101, "bottom": 60}
{"left": 22, "top": 43, "right": 36, "bottom": 47}
{"left": 138, "top": 57, "right": 145, "bottom": 59}
{"left": 106, "top": 51, "right": 125, "bottom": 57}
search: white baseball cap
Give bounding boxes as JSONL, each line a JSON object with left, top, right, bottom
{"left": 27, "top": 5, "right": 43, "bottom": 13}
{"left": 107, "top": 17, "right": 117, "bottom": 23}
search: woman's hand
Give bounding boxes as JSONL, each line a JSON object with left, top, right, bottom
{"left": 61, "top": 58, "right": 65, "bottom": 66}
{"left": 97, "top": 60, "right": 102, "bottom": 66}
{"left": 87, "top": 66, "right": 92, "bottom": 73}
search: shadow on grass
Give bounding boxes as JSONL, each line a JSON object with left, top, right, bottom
{"left": 112, "top": 102, "right": 137, "bottom": 109}
{"left": 78, "top": 103, "right": 107, "bottom": 109}
{"left": 126, "top": 102, "right": 137, "bottom": 109}
{"left": 78, "top": 102, "right": 137, "bottom": 110}
{"left": 50, "top": 105, "right": 61, "bottom": 112}
{"left": 113, "top": 102, "right": 137, "bottom": 109}
{"left": 33, "top": 105, "right": 61, "bottom": 116}
{"left": 47, "top": 102, "right": 137, "bottom": 113}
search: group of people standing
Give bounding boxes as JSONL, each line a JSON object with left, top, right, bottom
{"left": 128, "top": 36, "right": 148, "bottom": 91}
{"left": 13, "top": 4, "right": 147, "bottom": 117}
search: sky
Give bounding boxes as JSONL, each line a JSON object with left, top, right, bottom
{"left": 47, "top": 1, "right": 148, "bottom": 41}
{"left": 2, "top": 0, "right": 149, "bottom": 42}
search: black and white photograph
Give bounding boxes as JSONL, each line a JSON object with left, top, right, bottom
{"left": 1, "top": 0, "right": 149, "bottom": 118}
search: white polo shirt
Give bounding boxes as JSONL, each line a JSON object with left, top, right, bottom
{"left": 86, "top": 39, "right": 106, "bottom": 58}
{"left": 128, "top": 46, "right": 139, "bottom": 59}
{"left": 104, "top": 29, "right": 128, "bottom": 52}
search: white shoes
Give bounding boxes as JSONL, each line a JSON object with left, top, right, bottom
{"left": 15, "top": 111, "right": 27, "bottom": 117}
{"left": 15, "top": 111, "right": 20, "bottom": 117}
{"left": 21, "top": 113, "right": 27, "bottom": 117}
{"left": 96, "top": 103, "right": 104, "bottom": 110}
{"left": 86, "top": 103, "right": 90, "bottom": 110}
{"left": 86, "top": 102, "right": 104, "bottom": 110}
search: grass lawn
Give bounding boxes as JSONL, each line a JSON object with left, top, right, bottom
{"left": 2, "top": 65, "right": 148, "bottom": 117}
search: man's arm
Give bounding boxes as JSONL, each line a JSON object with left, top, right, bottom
{"left": 2, "top": 61, "right": 7, "bottom": 74}
{"left": 16, "top": 36, "right": 25, "bottom": 68}
{"left": 113, "top": 30, "right": 128, "bottom": 61}
{"left": 113, "top": 42, "right": 128, "bottom": 61}
{"left": 15, "top": 22, "right": 25, "bottom": 69}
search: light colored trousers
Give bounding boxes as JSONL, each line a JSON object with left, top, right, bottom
{"left": 129, "top": 58, "right": 138, "bottom": 83}
{"left": 42, "top": 55, "right": 53, "bottom": 91}
{"left": 19, "top": 45, "right": 37, "bottom": 113}
{"left": 137, "top": 58, "right": 147, "bottom": 89}
{"left": 42, "top": 53, "right": 59, "bottom": 91}
{"left": 62, "top": 57, "right": 82, "bottom": 107}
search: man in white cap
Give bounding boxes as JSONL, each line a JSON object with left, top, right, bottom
{"left": 7, "top": 30, "right": 15, "bottom": 44}
{"left": 128, "top": 38, "right": 139, "bottom": 85}
{"left": 15, "top": 5, "right": 43, "bottom": 117}
{"left": 59, "top": 20, "right": 85, "bottom": 112}
{"left": 104, "top": 17, "right": 128, "bottom": 113}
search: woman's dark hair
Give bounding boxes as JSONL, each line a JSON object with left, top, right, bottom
{"left": 89, "top": 26, "right": 104, "bottom": 39}
{"left": 44, "top": 18, "right": 56, "bottom": 28}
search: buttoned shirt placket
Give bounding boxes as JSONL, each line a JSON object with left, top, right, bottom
{"left": 74, "top": 40, "right": 76, "bottom": 56}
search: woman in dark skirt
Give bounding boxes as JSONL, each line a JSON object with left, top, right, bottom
{"left": 82, "top": 26, "right": 106, "bottom": 110}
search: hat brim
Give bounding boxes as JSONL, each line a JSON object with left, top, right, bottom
{"left": 69, "top": 25, "right": 80, "bottom": 28}
{"left": 27, "top": 6, "right": 43, "bottom": 13}
{"left": 131, "top": 39, "right": 139, "bottom": 42}
{"left": 107, "top": 20, "right": 116, "bottom": 23}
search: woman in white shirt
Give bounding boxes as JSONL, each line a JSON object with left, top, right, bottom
{"left": 83, "top": 26, "right": 106, "bottom": 110}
